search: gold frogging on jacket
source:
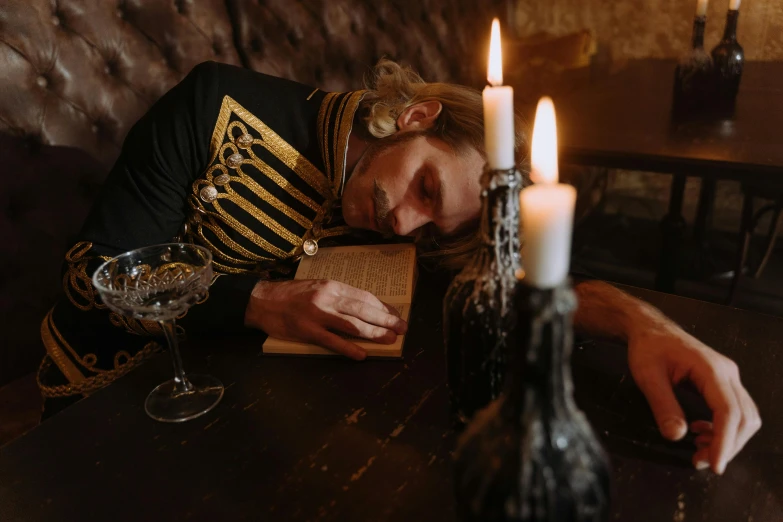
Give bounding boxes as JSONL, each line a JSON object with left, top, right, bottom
{"left": 187, "top": 94, "right": 362, "bottom": 274}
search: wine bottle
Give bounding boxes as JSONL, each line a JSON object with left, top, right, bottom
{"left": 711, "top": 4, "right": 744, "bottom": 112}
{"left": 454, "top": 283, "right": 611, "bottom": 522}
{"left": 672, "top": 10, "right": 714, "bottom": 117}
{"left": 444, "top": 165, "right": 522, "bottom": 428}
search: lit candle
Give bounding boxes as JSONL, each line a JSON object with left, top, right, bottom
{"left": 729, "top": 0, "right": 741, "bottom": 10}
{"left": 697, "top": 0, "right": 708, "bottom": 16}
{"left": 520, "top": 97, "right": 577, "bottom": 289}
{"left": 483, "top": 18, "right": 515, "bottom": 170}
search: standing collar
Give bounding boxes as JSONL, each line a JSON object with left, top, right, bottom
{"left": 317, "top": 90, "right": 368, "bottom": 196}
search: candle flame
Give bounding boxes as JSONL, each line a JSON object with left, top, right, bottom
{"left": 487, "top": 18, "right": 503, "bottom": 86}
{"left": 530, "top": 97, "right": 559, "bottom": 184}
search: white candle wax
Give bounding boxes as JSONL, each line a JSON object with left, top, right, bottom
{"left": 697, "top": 0, "right": 708, "bottom": 16}
{"left": 483, "top": 85, "right": 515, "bottom": 169}
{"left": 730, "top": 0, "right": 741, "bottom": 10}
{"left": 520, "top": 184, "right": 577, "bottom": 288}
{"left": 483, "top": 18, "right": 516, "bottom": 170}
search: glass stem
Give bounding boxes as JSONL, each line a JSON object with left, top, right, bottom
{"left": 160, "top": 320, "right": 192, "bottom": 393}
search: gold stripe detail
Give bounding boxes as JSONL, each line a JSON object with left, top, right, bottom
{"left": 209, "top": 98, "right": 233, "bottom": 163}
{"left": 47, "top": 308, "right": 107, "bottom": 374}
{"left": 318, "top": 93, "right": 339, "bottom": 183}
{"left": 41, "top": 310, "right": 86, "bottom": 385}
{"left": 228, "top": 98, "right": 332, "bottom": 198}
{"left": 333, "top": 91, "right": 366, "bottom": 193}
{"left": 243, "top": 146, "right": 322, "bottom": 212}
{"left": 37, "top": 342, "right": 162, "bottom": 399}
{"left": 321, "top": 225, "right": 353, "bottom": 239}
{"left": 306, "top": 87, "right": 319, "bottom": 100}
{"left": 197, "top": 219, "right": 271, "bottom": 264}
{"left": 332, "top": 95, "right": 350, "bottom": 189}
{"left": 209, "top": 199, "right": 289, "bottom": 258}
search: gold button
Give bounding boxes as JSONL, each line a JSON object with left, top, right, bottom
{"left": 226, "top": 153, "right": 243, "bottom": 168}
{"left": 200, "top": 186, "right": 218, "bottom": 203}
{"left": 303, "top": 239, "right": 318, "bottom": 256}
{"left": 236, "top": 133, "right": 253, "bottom": 148}
{"left": 214, "top": 173, "right": 230, "bottom": 186}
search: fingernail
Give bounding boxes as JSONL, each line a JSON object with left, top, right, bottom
{"left": 695, "top": 460, "right": 710, "bottom": 471}
{"left": 662, "top": 418, "right": 684, "bottom": 440}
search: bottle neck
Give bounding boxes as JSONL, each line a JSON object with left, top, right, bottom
{"left": 723, "top": 9, "right": 739, "bottom": 41}
{"left": 478, "top": 166, "right": 522, "bottom": 271}
{"left": 503, "top": 284, "right": 578, "bottom": 420}
{"left": 692, "top": 15, "right": 706, "bottom": 49}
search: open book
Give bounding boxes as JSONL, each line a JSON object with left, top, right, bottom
{"left": 262, "top": 243, "right": 417, "bottom": 358}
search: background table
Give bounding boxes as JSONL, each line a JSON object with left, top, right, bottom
{"left": 553, "top": 59, "right": 783, "bottom": 299}
{"left": 1, "top": 273, "right": 781, "bottom": 521}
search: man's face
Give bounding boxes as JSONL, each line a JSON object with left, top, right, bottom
{"left": 341, "top": 134, "right": 484, "bottom": 238}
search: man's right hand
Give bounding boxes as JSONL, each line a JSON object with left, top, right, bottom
{"left": 244, "top": 279, "right": 408, "bottom": 360}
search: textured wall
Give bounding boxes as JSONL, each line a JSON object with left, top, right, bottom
{"left": 511, "top": 0, "right": 780, "bottom": 230}
{"left": 512, "top": 0, "right": 783, "bottom": 61}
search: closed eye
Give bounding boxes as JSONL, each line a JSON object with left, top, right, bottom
{"left": 420, "top": 167, "right": 436, "bottom": 204}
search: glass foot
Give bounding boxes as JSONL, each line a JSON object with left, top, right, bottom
{"left": 145, "top": 374, "right": 224, "bottom": 423}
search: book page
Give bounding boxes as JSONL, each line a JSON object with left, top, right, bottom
{"left": 294, "top": 244, "right": 416, "bottom": 302}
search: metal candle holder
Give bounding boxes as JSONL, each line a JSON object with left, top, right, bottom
{"left": 454, "top": 280, "right": 611, "bottom": 522}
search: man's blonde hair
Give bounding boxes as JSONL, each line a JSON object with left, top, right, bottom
{"left": 359, "top": 59, "right": 527, "bottom": 270}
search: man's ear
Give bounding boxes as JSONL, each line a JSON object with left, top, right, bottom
{"left": 396, "top": 100, "right": 443, "bottom": 132}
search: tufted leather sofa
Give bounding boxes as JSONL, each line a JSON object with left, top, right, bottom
{"left": 0, "top": 0, "right": 507, "bottom": 386}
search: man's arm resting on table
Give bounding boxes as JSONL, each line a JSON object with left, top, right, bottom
{"left": 573, "top": 280, "right": 761, "bottom": 475}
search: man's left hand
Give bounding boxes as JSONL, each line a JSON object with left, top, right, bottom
{"left": 627, "top": 321, "right": 761, "bottom": 474}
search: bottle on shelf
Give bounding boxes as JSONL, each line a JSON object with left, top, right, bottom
{"left": 672, "top": 0, "right": 714, "bottom": 118}
{"left": 710, "top": 1, "right": 744, "bottom": 115}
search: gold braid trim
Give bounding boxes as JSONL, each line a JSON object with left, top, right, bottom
{"left": 37, "top": 341, "right": 163, "bottom": 399}
{"left": 63, "top": 242, "right": 110, "bottom": 311}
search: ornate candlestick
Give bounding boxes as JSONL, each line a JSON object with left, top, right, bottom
{"left": 454, "top": 282, "right": 611, "bottom": 522}
{"left": 444, "top": 165, "right": 522, "bottom": 427}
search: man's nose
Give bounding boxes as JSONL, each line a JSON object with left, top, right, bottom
{"left": 392, "top": 204, "right": 430, "bottom": 236}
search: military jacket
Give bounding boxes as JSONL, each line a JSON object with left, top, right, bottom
{"left": 39, "top": 61, "right": 368, "bottom": 406}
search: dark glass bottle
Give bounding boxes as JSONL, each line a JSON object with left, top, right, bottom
{"left": 672, "top": 14, "right": 713, "bottom": 117}
{"left": 444, "top": 165, "right": 522, "bottom": 428}
{"left": 454, "top": 284, "right": 611, "bottom": 522}
{"left": 711, "top": 9, "right": 744, "bottom": 111}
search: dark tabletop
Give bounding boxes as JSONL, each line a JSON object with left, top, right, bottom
{"left": 1, "top": 272, "right": 782, "bottom": 522}
{"left": 555, "top": 59, "right": 783, "bottom": 182}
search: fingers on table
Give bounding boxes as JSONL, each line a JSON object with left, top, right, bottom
{"left": 699, "top": 367, "right": 761, "bottom": 474}
{"left": 730, "top": 379, "right": 762, "bottom": 457}
{"left": 635, "top": 365, "right": 688, "bottom": 441}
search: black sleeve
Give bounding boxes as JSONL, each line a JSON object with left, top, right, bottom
{"left": 40, "top": 62, "right": 264, "bottom": 402}
{"left": 78, "top": 60, "right": 260, "bottom": 334}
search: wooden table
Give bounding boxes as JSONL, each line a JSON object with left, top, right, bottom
{"left": 1, "top": 273, "right": 781, "bottom": 521}
{"left": 554, "top": 59, "right": 783, "bottom": 298}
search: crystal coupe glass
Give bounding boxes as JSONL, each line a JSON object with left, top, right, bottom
{"left": 93, "top": 243, "right": 224, "bottom": 422}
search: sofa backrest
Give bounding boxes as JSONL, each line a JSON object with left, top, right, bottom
{"left": 0, "top": 0, "right": 506, "bottom": 385}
